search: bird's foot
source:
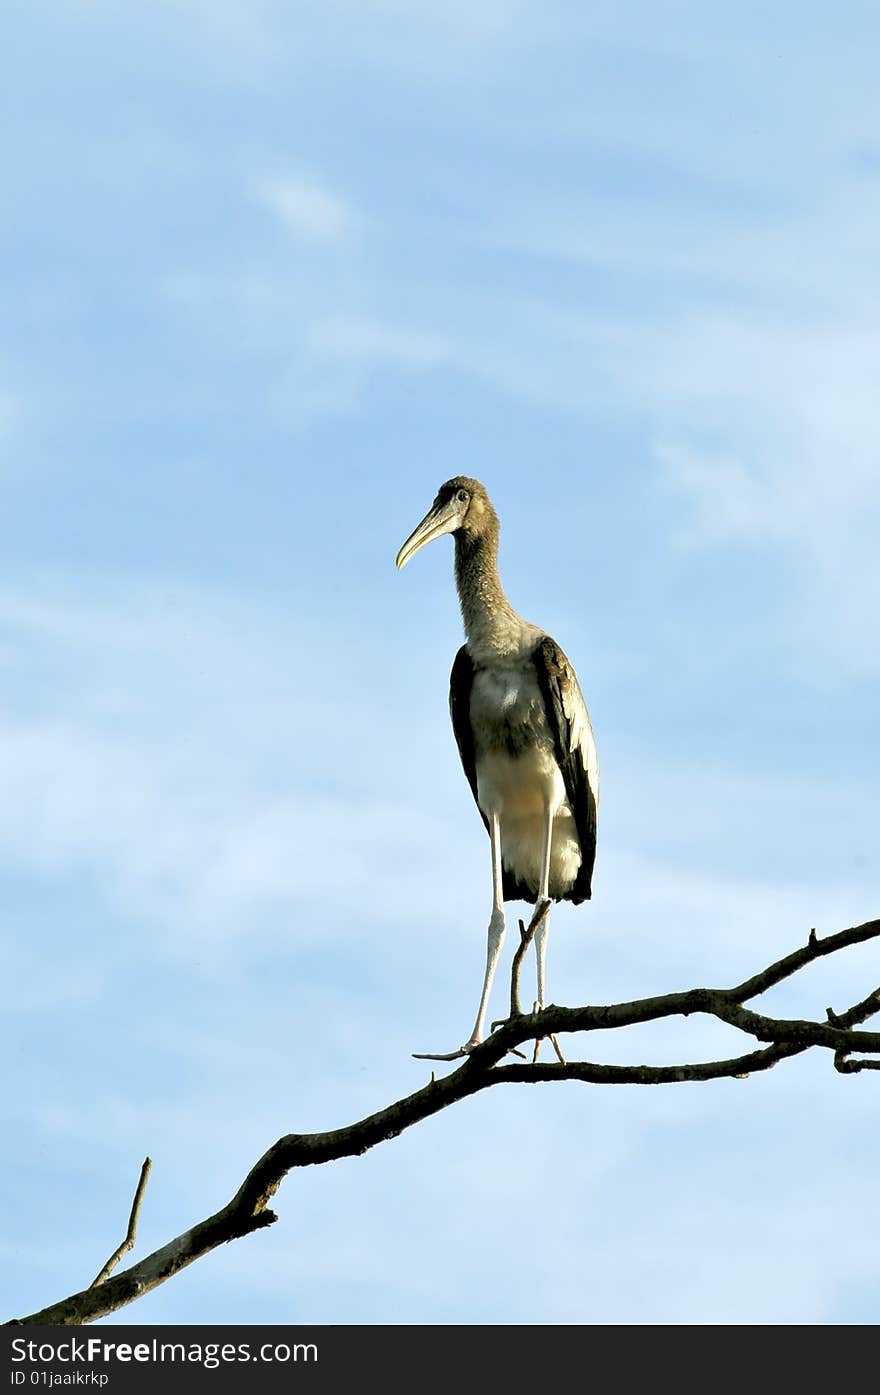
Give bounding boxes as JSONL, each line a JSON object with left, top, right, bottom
{"left": 412, "top": 1036, "right": 481, "bottom": 1062}
{"left": 531, "top": 1001, "right": 566, "bottom": 1065}
{"left": 479, "top": 1014, "right": 528, "bottom": 1060}
{"left": 413, "top": 1025, "right": 530, "bottom": 1063}
{"left": 532, "top": 1034, "right": 565, "bottom": 1064}
{"left": 490, "top": 1011, "right": 526, "bottom": 1032}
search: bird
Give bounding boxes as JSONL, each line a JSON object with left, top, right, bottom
{"left": 396, "top": 476, "right": 599, "bottom": 1060}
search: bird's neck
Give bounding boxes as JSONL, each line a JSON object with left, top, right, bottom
{"left": 454, "top": 531, "right": 530, "bottom": 657}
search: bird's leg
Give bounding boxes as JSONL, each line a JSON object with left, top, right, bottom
{"left": 532, "top": 803, "right": 559, "bottom": 1064}
{"left": 534, "top": 802, "right": 553, "bottom": 1008}
{"left": 462, "top": 809, "right": 506, "bottom": 1048}
{"left": 413, "top": 810, "right": 506, "bottom": 1062}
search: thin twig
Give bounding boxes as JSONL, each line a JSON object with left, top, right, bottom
{"left": 509, "top": 900, "right": 551, "bottom": 1019}
{"left": 728, "top": 919, "right": 880, "bottom": 1003}
{"left": 90, "top": 1158, "right": 153, "bottom": 1288}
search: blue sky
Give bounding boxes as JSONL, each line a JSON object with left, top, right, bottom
{"left": 2, "top": 1, "right": 879, "bottom": 1325}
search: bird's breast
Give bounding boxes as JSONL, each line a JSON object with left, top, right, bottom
{"left": 469, "top": 664, "right": 565, "bottom": 817}
{"left": 468, "top": 663, "right": 546, "bottom": 756}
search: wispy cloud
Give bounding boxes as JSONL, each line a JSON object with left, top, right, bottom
{"left": 2, "top": 575, "right": 874, "bottom": 989}
{"left": 254, "top": 174, "right": 355, "bottom": 243}
{"left": 0, "top": 582, "right": 470, "bottom": 954}
{"left": 639, "top": 312, "right": 880, "bottom": 671}
{"left": 656, "top": 442, "right": 783, "bottom": 545}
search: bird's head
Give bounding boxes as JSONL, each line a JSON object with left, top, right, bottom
{"left": 395, "top": 477, "right": 495, "bottom": 569}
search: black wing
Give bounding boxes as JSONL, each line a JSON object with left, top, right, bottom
{"left": 532, "top": 635, "right": 599, "bottom": 903}
{"left": 449, "top": 644, "right": 545, "bottom": 904}
{"left": 449, "top": 645, "right": 481, "bottom": 815}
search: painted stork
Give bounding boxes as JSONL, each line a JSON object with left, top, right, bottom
{"left": 396, "top": 477, "right": 599, "bottom": 1059}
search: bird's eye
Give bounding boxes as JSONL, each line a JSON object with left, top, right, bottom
{"left": 456, "top": 489, "right": 469, "bottom": 504}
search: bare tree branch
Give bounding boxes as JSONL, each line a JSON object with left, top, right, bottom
{"left": 6, "top": 916, "right": 879, "bottom": 1328}
{"left": 508, "top": 901, "right": 550, "bottom": 1019}
{"left": 90, "top": 1157, "right": 152, "bottom": 1287}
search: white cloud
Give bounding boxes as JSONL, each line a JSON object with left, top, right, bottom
{"left": 0, "top": 581, "right": 474, "bottom": 956}
{"left": 378, "top": 226, "right": 880, "bottom": 672}
{"left": 656, "top": 442, "right": 781, "bottom": 544}
{"left": 640, "top": 313, "right": 880, "bottom": 671}
{"left": 2, "top": 576, "right": 875, "bottom": 974}
{"left": 254, "top": 174, "right": 354, "bottom": 243}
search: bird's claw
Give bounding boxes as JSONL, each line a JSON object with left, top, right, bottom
{"left": 490, "top": 1012, "right": 526, "bottom": 1033}
{"left": 532, "top": 1030, "right": 566, "bottom": 1065}
{"left": 412, "top": 1041, "right": 480, "bottom": 1062}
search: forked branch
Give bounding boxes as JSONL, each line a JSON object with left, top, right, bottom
{"left": 91, "top": 1157, "right": 153, "bottom": 1288}
{"left": 7, "top": 916, "right": 879, "bottom": 1328}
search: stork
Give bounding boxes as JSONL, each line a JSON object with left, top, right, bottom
{"left": 396, "top": 477, "right": 599, "bottom": 1060}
